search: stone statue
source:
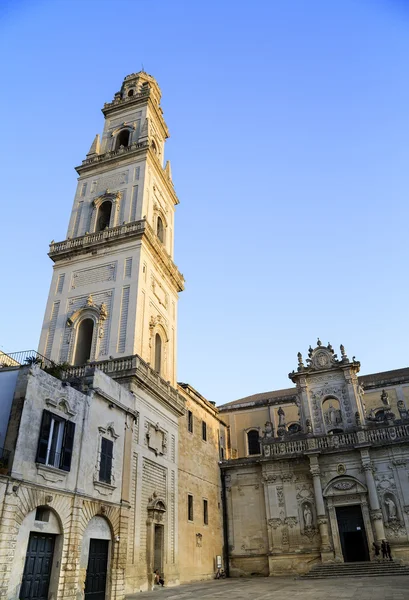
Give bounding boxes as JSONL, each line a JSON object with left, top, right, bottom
{"left": 306, "top": 419, "right": 312, "bottom": 434}
{"left": 340, "top": 344, "right": 347, "bottom": 360}
{"left": 263, "top": 421, "right": 274, "bottom": 438}
{"left": 317, "top": 338, "right": 322, "bottom": 347}
{"left": 367, "top": 408, "right": 376, "bottom": 421}
{"left": 385, "top": 497, "right": 397, "bottom": 520}
{"left": 278, "top": 407, "right": 286, "bottom": 428}
{"left": 308, "top": 345, "right": 313, "bottom": 358}
{"left": 358, "top": 383, "right": 365, "bottom": 399}
{"left": 324, "top": 402, "right": 341, "bottom": 427}
{"left": 297, "top": 352, "right": 304, "bottom": 371}
{"left": 327, "top": 342, "right": 333, "bottom": 352}
{"left": 381, "top": 389, "right": 390, "bottom": 408}
{"left": 397, "top": 400, "right": 409, "bottom": 421}
{"left": 303, "top": 504, "right": 313, "bottom": 528}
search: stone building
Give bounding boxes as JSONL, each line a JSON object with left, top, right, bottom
{"left": 219, "top": 341, "right": 409, "bottom": 576}
{"left": 0, "top": 72, "right": 225, "bottom": 599}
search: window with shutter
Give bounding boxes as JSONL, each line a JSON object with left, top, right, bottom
{"left": 99, "top": 438, "right": 113, "bottom": 484}
{"left": 36, "top": 410, "right": 75, "bottom": 471}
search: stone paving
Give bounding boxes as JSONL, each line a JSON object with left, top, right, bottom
{"left": 126, "top": 575, "right": 409, "bottom": 599}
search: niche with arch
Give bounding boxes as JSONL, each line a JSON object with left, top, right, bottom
{"left": 383, "top": 492, "right": 400, "bottom": 522}
{"left": 67, "top": 300, "right": 108, "bottom": 366}
{"left": 95, "top": 201, "right": 112, "bottom": 232}
{"left": 90, "top": 192, "right": 121, "bottom": 233}
{"left": 322, "top": 397, "right": 343, "bottom": 433}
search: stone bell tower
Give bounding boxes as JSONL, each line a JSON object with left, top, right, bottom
{"left": 38, "top": 72, "right": 184, "bottom": 386}
{"left": 289, "top": 339, "right": 366, "bottom": 434}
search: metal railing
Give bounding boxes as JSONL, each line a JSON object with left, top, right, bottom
{"left": 0, "top": 350, "right": 53, "bottom": 370}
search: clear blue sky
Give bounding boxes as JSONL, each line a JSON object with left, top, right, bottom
{"left": 1, "top": 0, "right": 408, "bottom": 405}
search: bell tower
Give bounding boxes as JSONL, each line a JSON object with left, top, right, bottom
{"left": 38, "top": 72, "right": 184, "bottom": 386}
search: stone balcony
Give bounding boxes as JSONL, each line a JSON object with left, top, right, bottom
{"left": 63, "top": 354, "right": 185, "bottom": 417}
{"left": 76, "top": 140, "right": 149, "bottom": 174}
{"left": 261, "top": 423, "right": 409, "bottom": 458}
{"left": 49, "top": 219, "right": 185, "bottom": 291}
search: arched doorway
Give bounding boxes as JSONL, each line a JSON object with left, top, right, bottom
{"left": 73, "top": 318, "right": 94, "bottom": 366}
{"left": 81, "top": 516, "right": 112, "bottom": 600}
{"left": 11, "top": 506, "right": 63, "bottom": 600}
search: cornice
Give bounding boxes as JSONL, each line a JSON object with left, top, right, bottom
{"left": 48, "top": 220, "right": 185, "bottom": 292}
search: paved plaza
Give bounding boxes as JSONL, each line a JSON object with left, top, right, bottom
{"left": 126, "top": 575, "right": 409, "bottom": 600}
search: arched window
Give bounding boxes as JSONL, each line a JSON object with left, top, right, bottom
{"left": 156, "top": 216, "right": 164, "bottom": 243}
{"left": 154, "top": 333, "right": 162, "bottom": 374}
{"left": 247, "top": 430, "right": 260, "bottom": 455}
{"left": 95, "top": 201, "right": 112, "bottom": 232}
{"left": 73, "top": 318, "right": 94, "bottom": 366}
{"left": 127, "top": 89, "right": 134, "bottom": 97}
{"left": 115, "top": 129, "right": 130, "bottom": 150}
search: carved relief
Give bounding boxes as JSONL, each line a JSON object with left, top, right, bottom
{"left": 145, "top": 421, "right": 167, "bottom": 456}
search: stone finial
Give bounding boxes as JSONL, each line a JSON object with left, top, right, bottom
{"left": 297, "top": 352, "right": 304, "bottom": 371}
{"left": 100, "top": 302, "right": 108, "bottom": 320}
{"left": 317, "top": 338, "right": 322, "bottom": 347}
{"left": 86, "top": 294, "right": 94, "bottom": 307}
{"left": 86, "top": 134, "right": 100, "bottom": 157}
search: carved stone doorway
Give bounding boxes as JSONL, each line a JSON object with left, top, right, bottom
{"left": 154, "top": 524, "right": 164, "bottom": 575}
{"left": 336, "top": 505, "right": 369, "bottom": 562}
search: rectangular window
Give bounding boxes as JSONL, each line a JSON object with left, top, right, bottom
{"left": 99, "top": 438, "right": 114, "bottom": 484}
{"left": 36, "top": 410, "right": 75, "bottom": 471}
{"left": 203, "top": 499, "right": 208, "bottom": 525}
{"left": 56, "top": 273, "right": 65, "bottom": 294}
{"left": 188, "top": 494, "right": 194, "bottom": 521}
{"left": 187, "top": 410, "right": 193, "bottom": 433}
{"left": 202, "top": 420, "right": 207, "bottom": 442}
{"left": 80, "top": 182, "right": 87, "bottom": 197}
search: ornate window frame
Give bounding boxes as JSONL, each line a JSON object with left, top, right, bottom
{"left": 153, "top": 204, "right": 167, "bottom": 246}
{"left": 90, "top": 191, "right": 122, "bottom": 232}
{"left": 149, "top": 316, "right": 168, "bottom": 378}
{"left": 93, "top": 422, "right": 119, "bottom": 497}
{"left": 66, "top": 297, "right": 108, "bottom": 365}
{"left": 111, "top": 125, "right": 135, "bottom": 151}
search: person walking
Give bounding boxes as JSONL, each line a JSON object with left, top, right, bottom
{"left": 386, "top": 541, "right": 393, "bottom": 561}
{"left": 381, "top": 540, "right": 387, "bottom": 560}
{"left": 372, "top": 541, "right": 380, "bottom": 560}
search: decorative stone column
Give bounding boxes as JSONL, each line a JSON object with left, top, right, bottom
{"left": 360, "top": 448, "right": 386, "bottom": 542}
{"left": 308, "top": 454, "right": 333, "bottom": 562}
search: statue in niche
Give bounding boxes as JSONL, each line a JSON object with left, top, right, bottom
{"left": 306, "top": 419, "right": 313, "bottom": 434}
{"left": 303, "top": 504, "right": 313, "bottom": 528}
{"left": 324, "top": 401, "right": 342, "bottom": 427}
{"left": 278, "top": 407, "right": 286, "bottom": 428}
{"left": 385, "top": 497, "right": 397, "bottom": 520}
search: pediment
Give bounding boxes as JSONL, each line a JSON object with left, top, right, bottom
{"left": 323, "top": 476, "right": 367, "bottom": 497}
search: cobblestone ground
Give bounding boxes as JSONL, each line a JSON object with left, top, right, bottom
{"left": 125, "top": 575, "right": 409, "bottom": 600}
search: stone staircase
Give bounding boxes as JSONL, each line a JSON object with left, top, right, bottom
{"left": 301, "top": 561, "right": 409, "bottom": 579}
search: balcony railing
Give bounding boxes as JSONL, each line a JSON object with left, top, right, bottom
{"left": 0, "top": 350, "right": 53, "bottom": 370}
{"left": 49, "top": 220, "right": 146, "bottom": 257}
{"left": 262, "top": 422, "right": 409, "bottom": 458}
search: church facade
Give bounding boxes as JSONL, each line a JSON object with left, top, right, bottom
{"left": 219, "top": 342, "right": 409, "bottom": 576}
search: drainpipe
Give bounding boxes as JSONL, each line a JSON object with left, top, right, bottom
{"left": 221, "top": 468, "right": 230, "bottom": 577}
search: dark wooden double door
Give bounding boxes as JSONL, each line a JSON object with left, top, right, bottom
{"left": 84, "top": 538, "right": 109, "bottom": 600}
{"left": 336, "top": 504, "right": 370, "bottom": 562}
{"left": 19, "top": 533, "right": 55, "bottom": 600}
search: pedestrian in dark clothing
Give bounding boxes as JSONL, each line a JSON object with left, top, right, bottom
{"left": 381, "top": 540, "right": 387, "bottom": 560}
{"left": 372, "top": 541, "right": 380, "bottom": 559}
{"left": 386, "top": 541, "right": 393, "bottom": 561}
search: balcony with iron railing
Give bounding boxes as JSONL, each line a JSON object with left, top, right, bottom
{"left": 0, "top": 350, "right": 185, "bottom": 415}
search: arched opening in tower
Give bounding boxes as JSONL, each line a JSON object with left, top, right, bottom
{"left": 74, "top": 319, "right": 94, "bottom": 366}
{"left": 154, "top": 333, "right": 162, "bottom": 374}
{"left": 96, "top": 201, "right": 112, "bottom": 232}
{"left": 156, "top": 216, "right": 164, "bottom": 243}
{"left": 115, "top": 129, "right": 130, "bottom": 150}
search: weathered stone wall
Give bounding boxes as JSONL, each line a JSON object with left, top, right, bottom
{"left": 177, "top": 386, "right": 224, "bottom": 582}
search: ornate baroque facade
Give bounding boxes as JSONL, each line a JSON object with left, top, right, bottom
{"left": 219, "top": 341, "right": 409, "bottom": 575}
